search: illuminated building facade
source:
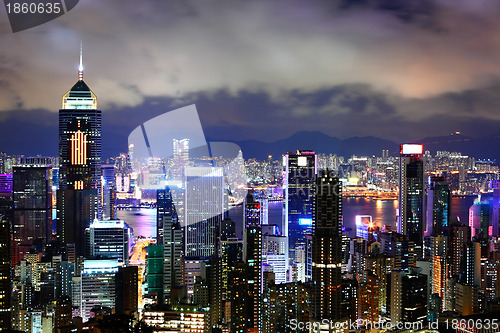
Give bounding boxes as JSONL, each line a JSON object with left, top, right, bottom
{"left": 184, "top": 167, "right": 226, "bottom": 258}
{"left": 163, "top": 215, "right": 183, "bottom": 303}
{"left": 58, "top": 59, "right": 102, "bottom": 258}
{"left": 157, "top": 186, "right": 178, "bottom": 246}
{"left": 356, "top": 215, "right": 374, "bottom": 242}
{"left": 398, "top": 144, "right": 425, "bottom": 243}
{"left": 426, "top": 176, "right": 450, "bottom": 236}
{"left": 172, "top": 139, "right": 189, "bottom": 180}
{"left": 12, "top": 158, "right": 53, "bottom": 261}
{"left": 142, "top": 304, "right": 206, "bottom": 333}
{"left": 0, "top": 199, "right": 12, "bottom": 331}
{"left": 388, "top": 267, "right": 428, "bottom": 325}
{"left": 283, "top": 150, "right": 316, "bottom": 259}
{"left": 77, "top": 259, "right": 118, "bottom": 322}
{"left": 85, "top": 219, "right": 130, "bottom": 264}
{"left": 101, "top": 164, "right": 116, "bottom": 220}
{"left": 311, "top": 171, "right": 342, "bottom": 320}
{"left": 243, "top": 193, "right": 262, "bottom": 331}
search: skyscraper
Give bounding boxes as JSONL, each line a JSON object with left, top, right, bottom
{"left": 58, "top": 52, "right": 102, "bottom": 258}
{"left": 243, "top": 193, "right": 262, "bottom": 331}
{"left": 184, "top": 167, "right": 226, "bottom": 258}
{"left": 426, "top": 176, "right": 451, "bottom": 236}
{"left": 312, "top": 170, "right": 342, "bottom": 320}
{"left": 283, "top": 150, "right": 316, "bottom": 260}
{"left": 157, "top": 186, "right": 178, "bottom": 246}
{"left": 101, "top": 164, "right": 116, "bottom": 220}
{"left": 398, "top": 144, "right": 425, "bottom": 243}
{"left": 163, "top": 215, "right": 183, "bottom": 303}
{"left": 172, "top": 139, "right": 189, "bottom": 180}
{"left": 13, "top": 157, "right": 53, "bottom": 260}
{"left": 0, "top": 197, "right": 12, "bottom": 331}
{"left": 85, "top": 219, "right": 130, "bottom": 264}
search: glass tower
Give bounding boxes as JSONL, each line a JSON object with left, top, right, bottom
{"left": 58, "top": 59, "right": 102, "bottom": 258}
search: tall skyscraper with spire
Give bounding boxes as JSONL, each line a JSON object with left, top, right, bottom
{"left": 58, "top": 45, "right": 102, "bottom": 258}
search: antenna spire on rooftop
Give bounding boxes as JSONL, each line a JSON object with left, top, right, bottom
{"left": 78, "top": 40, "right": 84, "bottom": 81}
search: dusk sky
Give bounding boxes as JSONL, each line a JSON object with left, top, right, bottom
{"left": 2, "top": 0, "right": 500, "bottom": 157}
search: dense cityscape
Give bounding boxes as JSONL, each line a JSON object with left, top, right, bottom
{"left": 0, "top": 55, "right": 499, "bottom": 333}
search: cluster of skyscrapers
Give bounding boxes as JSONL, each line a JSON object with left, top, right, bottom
{"left": 0, "top": 60, "right": 500, "bottom": 333}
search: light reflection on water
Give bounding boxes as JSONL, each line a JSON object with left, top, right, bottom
{"left": 116, "top": 208, "right": 157, "bottom": 238}
{"left": 116, "top": 196, "right": 475, "bottom": 239}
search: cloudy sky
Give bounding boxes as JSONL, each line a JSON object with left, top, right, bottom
{"left": 1, "top": 0, "right": 500, "bottom": 156}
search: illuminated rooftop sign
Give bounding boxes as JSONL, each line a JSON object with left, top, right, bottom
{"left": 400, "top": 144, "right": 423, "bottom": 155}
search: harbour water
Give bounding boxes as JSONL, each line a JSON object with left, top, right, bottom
{"left": 117, "top": 196, "right": 477, "bottom": 239}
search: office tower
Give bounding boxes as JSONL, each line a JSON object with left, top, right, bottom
{"left": 172, "top": 139, "right": 189, "bottom": 180}
{"left": 201, "top": 257, "right": 223, "bottom": 329}
{"left": 283, "top": 150, "right": 316, "bottom": 259}
{"left": 263, "top": 233, "right": 287, "bottom": 284}
{"left": 54, "top": 295, "right": 72, "bottom": 330}
{"left": 147, "top": 245, "right": 164, "bottom": 303}
{"left": 58, "top": 56, "right": 102, "bottom": 258}
{"left": 13, "top": 158, "right": 53, "bottom": 260}
{"left": 184, "top": 257, "right": 204, "bottom": 301}
{"left": 358, "top": 272, "right": 379, "bottom": 323}
{"left": 398, "top": 144, "right": 424, "bottom": 243}
{"left": 444, "top": 223, "right": 469, "bottom": 277}
{"left": 163, "top": 215, "right": 183, "bottom": 303}
{"left": 255, "top": 192, "right": 269, "bottom": 225}
{"left": 243, "top": 193, "right": 262, "bottom": 331}
{"left": 101, "top": 164, "right": 116, "bottom": 220}
{"left": 462, "top": 241, "right": 481, "bottom": 287}
{"left": 0, "top": 174, "right": 12, "bottom": 194}
{"left": 341, "top": 278, "right": 358, "bottom": 320}
{"left": 0, "top": 207, "right": 12, "bottom": 331}
{"left": 312, "top": 171, "right": 342, "bottom": 320}
{"left": 388, "top": 267, "right": 427, "bottom": 325}
{"left": 379, "top": 232, "right": 415, "bottom": 270}
{"left": 228, "top": 262, "right": 252, "bottom": 333}
{"left": 455, "top": 283, "right": 478, "bottom": 316}
{"left": 263, "top": 282, "right": 309, "bottom": 332}
{"left": 157, "top": 186, "right": 178, "bottom": 246}
{"left": 430, "top": 235, "right": 448, "bottom": 311}
{"left": 184, "top": 167, "right": 226, "bottom": 258}
{"left": 85, "top": 219, "right": 130, "bottom": 264}
{"left": 490, "top": 180, "right": 500, "bottom": 237}
{"left": 426, "top": 176, "right": 450, "bottom": 236}
{"left": 469, "top": 199, "right": 490, "bottom": 240}
{"left": 221, "top": 237, "right": 243, "bottom": 300}
{"left": 115, "top": 266, "right": 138, "bottom": 315}
{"left": 142, "top": 304, "right": 207, "bottom": 332}
{"left": 220, "top": 216, "right": 236, "bottom": 241}
{"left": 76, "top": 259, "right": 118, "bottom": 322}
{"left": 356, "top": 215, "right": 374, "bottom": 242}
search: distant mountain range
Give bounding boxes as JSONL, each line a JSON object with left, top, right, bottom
{"left": 209, "top": 130, "right": 500, "bottom": 161}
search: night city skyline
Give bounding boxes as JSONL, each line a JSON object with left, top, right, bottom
{"left": 2, "top": 1, "right": 500, "bottom": 157}
{"left": 2, "top": 1, "right": 500, "bottom": 333}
